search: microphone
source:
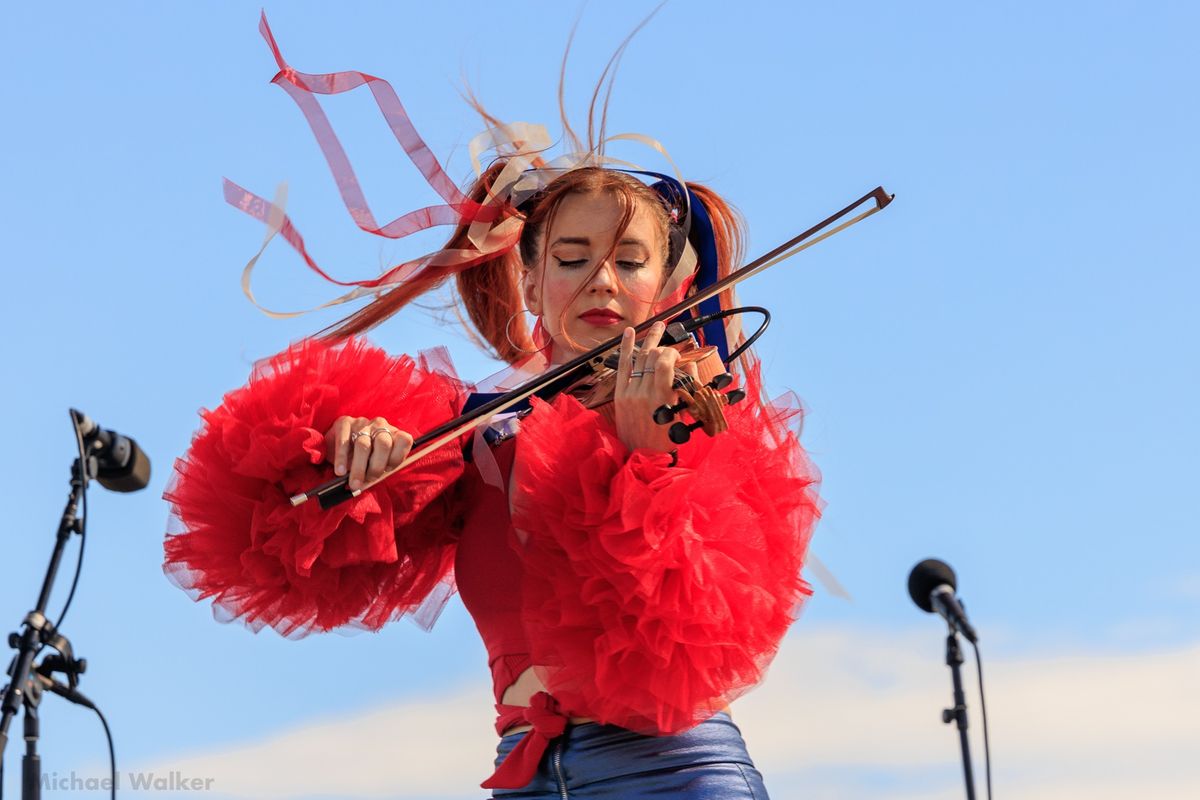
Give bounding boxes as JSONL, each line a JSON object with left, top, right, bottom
{"left": 69, "top": 408, "right": 151, "bottom": 492}
{"left": 908, "top": 558, "right": 978, "bottom": 643}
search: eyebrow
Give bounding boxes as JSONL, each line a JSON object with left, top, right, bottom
{"left": 550, "top": 236, "right": 649, "bottom": 247}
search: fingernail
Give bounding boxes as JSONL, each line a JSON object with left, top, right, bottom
{"left": 350, "top": 479, "right": 361, "bottom": 490}
{"left": 336, "top": 464, "right": 346, "bottom": 475}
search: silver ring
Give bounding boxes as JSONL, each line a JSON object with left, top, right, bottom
{"left": 350, "top": 429, "right": 371, "bottom": 442}
{"left": 369, "top": 428, "right": 392, "bottom": 440}
{"left": 630, "top": 369, "right": 649, "bottom": 378}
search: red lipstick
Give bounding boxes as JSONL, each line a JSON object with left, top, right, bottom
{"left": 578, "top": 308, "right": 624, "bottom": 326}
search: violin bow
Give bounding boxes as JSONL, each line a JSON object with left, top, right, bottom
{"left": 292, "top": 186, "right": 894, "bottom": 509}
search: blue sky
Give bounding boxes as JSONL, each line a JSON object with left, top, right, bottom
{"left": 1, "top": 2, "right": 1196, "bottom": 798}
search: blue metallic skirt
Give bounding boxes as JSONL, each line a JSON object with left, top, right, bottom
{"left": 489, "top": 711, "right": 771, "bottom": 799}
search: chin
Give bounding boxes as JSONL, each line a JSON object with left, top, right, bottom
{"left": 553, "top": 330, "right": 605, "bottom": 356}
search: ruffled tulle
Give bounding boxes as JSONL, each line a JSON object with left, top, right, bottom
{"left": 163, "top": 336, "right": 467, "bottom": 638}
{"left": 509, "top": 368, "right": 821, "bottom": 735}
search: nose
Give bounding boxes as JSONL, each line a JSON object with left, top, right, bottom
{"left": 587, "top": 259, "right": 619, "bottom": 295}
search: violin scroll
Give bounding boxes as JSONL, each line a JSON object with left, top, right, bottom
{"left": 663, "top": 384, "right": 747, "bottom": 445}
{"left": 653, "top": 372, "right": 734, "bottom": 424}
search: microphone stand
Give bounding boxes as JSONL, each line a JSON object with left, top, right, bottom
{"left": 20, "top": 678, "right": 42, "bottom": 800}
{"left": 941, "top": 624, "right": 977, "bottom": 800}
{"left": 0, "top": 455, "right": 88, "bottom": 795}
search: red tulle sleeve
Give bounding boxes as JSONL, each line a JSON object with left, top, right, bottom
{"left": 163, "top": 336, "right": 468, "bottom": 638}
{"left": 509, "top": 369, "right": 822, "bottom": 735}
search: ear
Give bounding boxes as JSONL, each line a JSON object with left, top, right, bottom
{"left": 522, "top": 268, "right": 543, "bottom": 316}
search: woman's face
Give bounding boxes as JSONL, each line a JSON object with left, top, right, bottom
{"left": 523, "top": 191, "right": 667, "bottom": 363}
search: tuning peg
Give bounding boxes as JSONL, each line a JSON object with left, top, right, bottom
{"left": 654, "top": 401, "right": 687, "bottom": 424}
{"left": 669, "top": 420, "right": 704, "bottom": 444}
{"left": 724, "top": 388, "right": 746, "bottom": 405}
{"left": 709, "top": 373, "right": 733, "bottom": 390}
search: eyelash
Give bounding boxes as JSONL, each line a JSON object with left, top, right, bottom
{"left": 555, "top": 258, "right": 647, "bottom": 270}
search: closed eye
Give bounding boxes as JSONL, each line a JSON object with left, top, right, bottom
{"left": 554, "top": 257, "right": 647, "bottom": 270}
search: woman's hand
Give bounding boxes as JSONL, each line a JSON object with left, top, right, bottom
{"left": 324, "top": 416, "right": 414, "bottom": 491}
{"left": 612, "top": 321, "right": 699, "bottom": 454}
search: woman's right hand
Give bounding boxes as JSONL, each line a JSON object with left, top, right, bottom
{"left": 324, "top": 416, "right": 414, "bottom": 491}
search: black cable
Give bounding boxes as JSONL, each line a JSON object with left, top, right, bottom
{"left": 680, "top": 305, "right": 771, "bottom": 365}
{"left": 93, "top": 704, "right": 116, "bottom": 800}
{"left": 724, "top": 306, "right": 770, "bottom": 364}
{"left": 55, "top": 412, "right": 89, "bottom": 631}
{"left": 971, "top": 640, "right": 993, "bottom": 800}
{"left": 63, "top": 419, "right": 111, "bottom": 799}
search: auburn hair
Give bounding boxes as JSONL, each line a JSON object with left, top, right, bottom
{"left": 317, "top": 164, "right": 749, "bottom": 369}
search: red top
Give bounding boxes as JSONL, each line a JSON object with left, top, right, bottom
{"left": 163, "top": 336, "right": 821, "bottom": 792}
{"left": 454, "top": 434, "right": 578, "bottom": 788}
{"left": 454, "top": 436, "right": 529, "bottom": 704}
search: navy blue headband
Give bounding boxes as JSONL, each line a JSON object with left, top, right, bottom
{"left": 644, "top": 173, "right": 730, "bottom": 363}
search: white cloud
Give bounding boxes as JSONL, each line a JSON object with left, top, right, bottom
{"left": 736, "top": 628, "right": 1200, "bottom": 799}
{"left": 131, "top": 627, "right": 1200, "bottom": 799}
{"left": 132, "top": 684, "right": 499, "bottom": 799}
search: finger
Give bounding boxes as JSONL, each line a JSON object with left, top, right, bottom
{"left": 636, "top": 347, "right": 662, "bottom": 394}
{"left": 349, "top": 425, "right": 373, "bottom": 490}
{"left": 356, "top": 417, "right": 393, "bottom": 483}
{"left": 387, "top": 430, "right": 415, "bottom": 468}
{"left": 327, "top": 417, "right": 352, "bottom": 474}
{"left": 653, "top": 348, "right": 680, "bottom": 399}
{"left": 366, "top": 430, "right": 393, "bottom": 481}
{"left": 615, "top": 327, "right": 635, "bottom": 394}
{"left": 640, "top": 320, "right": 667, "bottom": 351}
{"left": 341, "top": 417, "right": 370, "bottom": 477}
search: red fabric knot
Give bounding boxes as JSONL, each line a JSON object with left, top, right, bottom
{"left": 480, "top": 691, "right": 569, "bottom": 790}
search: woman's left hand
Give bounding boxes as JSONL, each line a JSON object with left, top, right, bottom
{"left": 613, "top": 321, "right": 699, "bottom": 453}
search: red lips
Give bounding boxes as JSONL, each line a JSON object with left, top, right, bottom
{"left": 578, "top": 308, "right": 624, "bottom": 325}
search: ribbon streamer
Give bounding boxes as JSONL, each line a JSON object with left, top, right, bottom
{"left": 228, "top": 12, "right": 703, "bottom": 319}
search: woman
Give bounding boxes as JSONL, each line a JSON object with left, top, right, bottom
{"left": 164, "top": 13, "right": 820, "bottom": 798}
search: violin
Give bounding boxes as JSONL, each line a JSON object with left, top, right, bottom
{"left": 290, "top": 186, "right": 893, "bottom": 510}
